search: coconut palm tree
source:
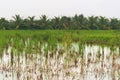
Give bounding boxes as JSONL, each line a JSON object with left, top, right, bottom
{"left": 98, "top": 16, "right": 110, "bottom": 30}
{"left": 88, "top": 16, "right": 99, "bottom": 30}
{"left": 12, "top": 15, "right": 23, "bottom": 29}
{"left": 73, "top": 14, "right": 88, "bottom": 29}
{"left": 39, "top": 15, "right": 51, "bottom": 29}
{"left": 51, "top": 17, "right": 61, "bottom": 29}
{"left": 28, "top": 16, "right": 36, "bottom": 29}
{"left": 0, "top": 18, "right": 8, "bottom": 29}
{"left": 110, "top": 18, "right": 120, "bottom": 29}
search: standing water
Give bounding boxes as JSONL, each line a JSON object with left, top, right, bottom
{"left": 0, "top": 43, "right": 120, "bottom": 80}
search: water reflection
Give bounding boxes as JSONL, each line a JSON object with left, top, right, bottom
{"left": 0, "top": 43, "right": 120, "bottom": 80}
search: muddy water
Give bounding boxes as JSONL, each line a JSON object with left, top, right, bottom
{"left": 0, "top": 43, "right": 120, "bottom": 80}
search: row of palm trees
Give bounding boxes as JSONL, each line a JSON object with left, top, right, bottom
{"left": 0, "top": 14, "right": 120, "bottom": 30}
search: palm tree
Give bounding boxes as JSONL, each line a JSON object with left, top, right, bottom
{"left": 60, "top": 16, "right": 72, "bottom": 29}
{"left": 39, "top": 15, "right": 50, "bottom": 29}
{"left": 98, "top": 16, "right": 110, "bottom": 30}
{"left": 78, "top": 14, "right": 85, "bottom": 29}
{"left": 12, "top": 15, "right": 23, "bottom": 29}
{"left": 51, "top": 17, "right": 61, "bottom": 29}
{"left": 110, "top": 18, "right": 120, "bottom": 29}
{"left": 0, "top": 18, "right": 8, "bottom": 29}
{"left": 28, "top": 16, "right": 35, "bottom": 24}
{"left": 28, "top": 16, "right": 35, "bottom": 29}
{"left": 88, "top": 16, "right": 99, "bottom": 30}
{"left": 72, "top": 14, "right": 88, "bottom": 29}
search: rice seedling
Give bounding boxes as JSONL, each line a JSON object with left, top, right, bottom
{"left": 0, "top": 30, "right": 119, "bottom": 80}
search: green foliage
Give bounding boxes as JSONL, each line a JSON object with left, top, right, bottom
{"left": 0, "top": 30, "right": 120, "bottom": 51}
{"left": 0, "top": 14, "right": 120, "bottom": 30}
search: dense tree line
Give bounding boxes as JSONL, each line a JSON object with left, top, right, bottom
{"left": 0, "top": 14, "right": 120, "bottom": 30}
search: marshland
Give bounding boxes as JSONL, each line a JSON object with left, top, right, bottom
{"left": 0, "top": 30, "right": 120, "bottom": 80}
{"left": 0, "top": 0, "right": 120, "bottom": 79}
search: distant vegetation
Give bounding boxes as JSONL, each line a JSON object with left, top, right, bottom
{"left": 0, "top": 14, "right": 120, "bottom": 30}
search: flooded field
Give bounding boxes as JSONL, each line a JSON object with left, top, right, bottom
{"left": 0, "top": 41, "right": 120, "bottom": 80}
